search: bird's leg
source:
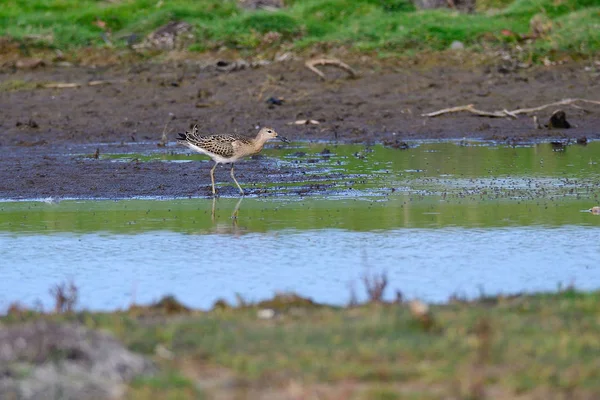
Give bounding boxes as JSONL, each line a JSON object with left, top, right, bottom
{"left": 230, "top": 163, "right": 244, "bottom": 196}
{"left": 231, "top": 196, "right": 243, "bottom": 221}
{"left": 210, "top": 162, "right": 218, "bottom": 196}
{"left": 211, "top": 196, "right": 216, "bottom": 222}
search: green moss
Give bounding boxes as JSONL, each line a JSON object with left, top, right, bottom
{"left": 239, "top": 12, "right": 300, "bottom": 35}
{"left": 129, "top": 371, "right": 203, "bottom": 399}
{"left": 0, "top": 80, "right": 39, "bottom": 92}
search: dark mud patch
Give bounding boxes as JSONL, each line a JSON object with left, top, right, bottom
{"left": 0, "top": 143, "right": 342, "bottom": 200}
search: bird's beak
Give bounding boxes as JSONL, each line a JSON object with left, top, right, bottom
{"left": 279, "top": 136, "right": 290, "bottom": 143}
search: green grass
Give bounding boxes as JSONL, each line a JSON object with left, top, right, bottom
{"left": 0, "top": 79, "right": 40, "bottom": 92}
{"left": 4, "top": 289, "right": 600, "bottom": 398}
{"left": 129, "top": 371, "right": 203, "bottom": 399}
{"left": 539, "top": 7, "right": 600, "bottom": 55}
{"left": 0, "top": 0, "right": 598, "bottom": 60}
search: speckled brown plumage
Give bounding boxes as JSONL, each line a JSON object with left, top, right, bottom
{"left": 176, "top": 124, "right": 289, "bottom": 196}
{"left": 178, "top": 125, "right": 254, "bottom": 158}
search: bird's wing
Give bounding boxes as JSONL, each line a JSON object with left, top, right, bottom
{"left": 212, "top": 134, "right": 246, "bottom": 144}
{"left": 188, "top": 134, "right": 236, "bottom": 158}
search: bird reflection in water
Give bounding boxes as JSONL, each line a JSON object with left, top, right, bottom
{"left": 210, "top": 197, "right": 245, "bottom": 236}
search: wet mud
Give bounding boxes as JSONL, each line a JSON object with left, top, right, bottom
{"left": 0, "top": 143, "right": 342, "bottom": 199}
{"left": 1, "top": 57, "right": 599, "bottom": 199}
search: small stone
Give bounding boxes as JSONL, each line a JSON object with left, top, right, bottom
{"left": 548, "top": 109, "right": 571, "bottom": 129}
{"left": 155, "top": 344, "right": 174, "bottom": 360}
{"left": 238, "top": 0, "right": 285, "bottom": 10}
{"left": 450, "top": 41, "right": 465, "bottom": 50}
{"left": 550, "top": 140, "right": 568, "bottom": 151}
{"left": 266, "top": 96, "right": 284, "bottom": 106}
{"left": 257, "top": 308, "right": 276, "bottom": 319}
{"left": 383, "top": 139, "right": 410, "bottom": 150}
{"left": 409, "top": 300, "right": 429, "bottom": 318}
{"left": 197, "top": 89, "right": 212, "bottom": 99}
{"left": 15, "top": 119, "right": 39, "bottom": 129}
{"left": 275, "top": 52, "right": 293, "bottom": 62}
{"left": 134, "top": 21, "right": 194, "bottom": 51}
{"left": 15, "top": 58, "right": 45, "bottom": 69}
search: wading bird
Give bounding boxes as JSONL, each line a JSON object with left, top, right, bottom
{"left": 177, "top": 125, "right": 289, "bottom": 196}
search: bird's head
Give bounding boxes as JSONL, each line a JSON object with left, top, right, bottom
{"left": 258, "top": 127, "right": 290, "bottom": 143}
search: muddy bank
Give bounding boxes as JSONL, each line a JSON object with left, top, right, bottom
{"left": 1, "top": 58, "right": 599, "bottom": 146}
{"left": 0, "top": 143, "right": 341, "bottom": 199}
{"left": 0, "top": 57, "right": 599, "bottom": 199}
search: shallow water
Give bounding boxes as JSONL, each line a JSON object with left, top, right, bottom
{"left": 1, "top": 141, "right": 600, "bottom": 310}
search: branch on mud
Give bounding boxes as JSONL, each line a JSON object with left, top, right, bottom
{"left": 43, "top": 82, "right": 82, "bottom": 89}
{"left": 42, "top": 80, "right": 116, "bottom": 89}
{"left": 509, "top": 98, "right": 600, "bottom": 115}
{"left": 422, "top": 104, "right": 508, "bottom": 118}
{"left": 288, "top": 119, "right": 320, "bottom": 125}
{"left": 305, "top": 58, "right": 357, "bottom": 80}
{"left": 422, "top": 98, "right": 600, "bottom": 118}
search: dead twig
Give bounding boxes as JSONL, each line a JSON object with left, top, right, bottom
{"left": 158, "top": 119, "right": 172, "bottom": 147}
{"left": 43, "top": 82, "right": 81, "bottom": 89}
{"left": 287, "top": 119, "right": 320, "bottom": 125}
{"left": 305, "top": 58, "right": 357, "bottom": 80}
{"left": 347, "top": 282, "right": 359, "bottom": 307}
{"left": 502, "top": 108, "right": 518, "bottom": 119}
{"left": 423, "top": 98, "right": 600, "bottom": 118}
{"left": 88, "top": 80, "right": 112, "bottom": 86}
{"left": 50, "top": 280, "right": 78, "bottom": 313}
{"left": 422, "top": 104, "right": 506, "bottom": 118}
{"left": 42, "top": 80, "right": 117, "bottom": 89}
{"left": 510, "top": 98, "right": 600, "bottom": 114}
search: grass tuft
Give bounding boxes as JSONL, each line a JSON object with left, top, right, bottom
{"left": 49, "top": 280, "right": 78, "bottom": 313}
{"left": 362, "top": 270, "right": 389, "bottom": 303}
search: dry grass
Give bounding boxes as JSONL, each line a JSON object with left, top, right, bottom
{"left": 362, "top": 269, "right": 389, "bottom": 303}
{"left": 49, "top": 280, "right": 78, "bottom": 313}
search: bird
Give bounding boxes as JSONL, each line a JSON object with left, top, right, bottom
{"left": 177, "top": 125, "right": 289, "bottom": 196}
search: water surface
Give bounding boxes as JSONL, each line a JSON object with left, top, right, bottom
{"left": 1, "top": 141, "right": 599, "bottom": 310}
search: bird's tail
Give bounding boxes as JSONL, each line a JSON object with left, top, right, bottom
{"left": 177, "top": 124, "right": 198, "bottom": 141}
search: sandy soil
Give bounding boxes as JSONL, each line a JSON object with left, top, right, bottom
{"left": 1, "top": 55, "right": 599, "bottom": 199}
